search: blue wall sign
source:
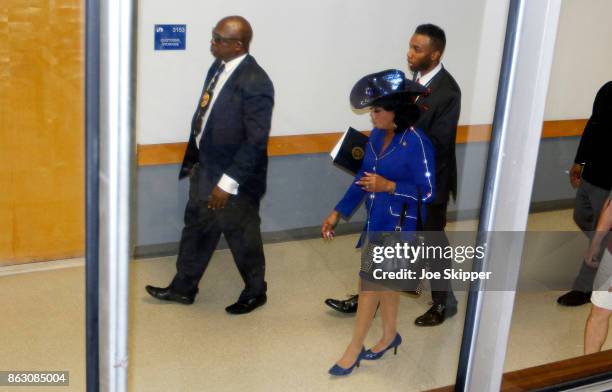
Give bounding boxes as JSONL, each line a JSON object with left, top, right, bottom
{"left": 154, "top": 24, "right": 186, "bottom": 50}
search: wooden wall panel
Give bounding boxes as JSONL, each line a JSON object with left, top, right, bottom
{"left": 0, "top": 1, "right": 84, "bottom": 265}
{"left": 137, "top": 119, "right": 587, "bottom": 166}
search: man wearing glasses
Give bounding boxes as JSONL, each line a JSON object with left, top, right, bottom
{"left": 146, "top": 16, "right": 274, "bottom": 314}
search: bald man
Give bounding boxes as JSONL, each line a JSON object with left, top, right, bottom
{"left": 146, "top": 16, "right": 275, "bottom": 314}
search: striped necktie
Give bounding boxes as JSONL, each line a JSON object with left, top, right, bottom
{"left": 194, "top": 63, "right": 225, "bottom": 137}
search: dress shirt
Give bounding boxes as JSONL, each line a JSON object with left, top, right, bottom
{"left": 415, "top": 62, "right": 443, "bottom": 87}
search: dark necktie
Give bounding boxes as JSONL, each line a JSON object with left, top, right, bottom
{"left": 194, "top": 63, "right": 225, "bottom": 137}
{"left": 413, "top": 73, "right": 422, "bottom": 102}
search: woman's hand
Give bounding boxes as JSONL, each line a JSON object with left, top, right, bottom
{"left": 356, "top": 172, "right": 396, "bottom": 193}
{"left": 321, "top": 211, "right": 340, "bottom": 240}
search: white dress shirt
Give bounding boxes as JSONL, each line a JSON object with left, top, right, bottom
{"left": 415, "top": 62, "right": 442, "bottom": 87}
{"left": 196, "top": 53, "right": 248, "bottom": 195}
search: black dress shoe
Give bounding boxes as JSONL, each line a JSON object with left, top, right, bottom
{"left": 557, "top": 290, "right": 591, "bottom": 306}
{"left": 324, "top": 294, "right": 359, "bottom": 314}
{"left": 145, "top": 285, "right": 196, "bottom": 305}
{"left": 414, "top": 303, "right": 457, "bottom": 327}
{"left": 225, "top": 294, "right": 267, "bottom": 315}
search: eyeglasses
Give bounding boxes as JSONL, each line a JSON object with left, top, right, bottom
{"left": 211, "top": 32, "right": 241, "bottom": 44}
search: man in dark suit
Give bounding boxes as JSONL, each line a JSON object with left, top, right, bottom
{"left": 325, "top": 24, "right": 461, "bottom": 327}
{"left": 146, "top": 16, "right": 274, "bottom": 315}
{"left": 408, "top": 24, "right": 461, "bottom": 326}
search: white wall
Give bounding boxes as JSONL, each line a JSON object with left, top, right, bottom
{"left": 136, "top": 0, "right": 612, "bottom": 145}
{"left": 137, "top": 0, "right": 491, "bottom": 144}
{"left": 544, "top": 0, "right": 612, "bottom": 119}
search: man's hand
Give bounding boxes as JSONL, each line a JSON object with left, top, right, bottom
{"left": 208, "top": 186, "right": 230, "bottom": 209}
{"left": 569, "top": 163, "right": 583, "bottom": 189}
{"left": 356, "top": 172, "right": 396, "bottom": 193}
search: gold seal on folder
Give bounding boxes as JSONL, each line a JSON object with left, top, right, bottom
{"left": 351, "top": 146, "right": 365, "bottom": 160}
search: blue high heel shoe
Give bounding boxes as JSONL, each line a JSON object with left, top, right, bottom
{"left": 362, "top": 333, "right": 402, "bottom": 360}
{"left": 328, "top": 347, "right": 366, "bottom": 376}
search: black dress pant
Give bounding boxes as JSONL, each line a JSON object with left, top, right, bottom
{"left": 423, "top": 202, "right": 457, "bottom": 306}
{"left": 170, "top": 166, "right": 266, "bottom": 300}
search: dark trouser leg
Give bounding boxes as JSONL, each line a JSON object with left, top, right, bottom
{"left": 573, "top": 262, "right": 599, "bottom": 292}
{"left": 424, "top": 203, "right": 457, "bottom": 306}
{"left": 217, "top": 195, "right": 267, "bottom": 301}
{"left": 170, "top": 167, "right": 222, "bottom": 295}
{"left": 572, "top": 181, "right": 609, "bottom": 292}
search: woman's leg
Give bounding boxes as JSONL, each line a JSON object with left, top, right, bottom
{"left": 584, "top": 303, "right": 612, "bottom": 354}
{"left": 335, "top": 287, "right": 380, "bottom": 368}
{"left": 370, "top": 290, "right": 400, "bottom": 353}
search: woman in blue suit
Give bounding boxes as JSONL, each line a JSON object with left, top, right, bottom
{"left": 322, "top": 70, "right": 435, "bottom": 376}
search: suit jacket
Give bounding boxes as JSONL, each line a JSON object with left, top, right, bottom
{"left": 414, "top": 66, "right": 461, "bottom": 205}
{"left": 180, "top": 55, "right": 275, "bottom": 202}
{"left": 574, "top": 81, "right": 612, "bottom": 191}
{"left": 335, "top": 127, "right": 436, "bottom": 247}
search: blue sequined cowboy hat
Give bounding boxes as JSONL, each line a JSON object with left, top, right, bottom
{"left": 349, "top": 69, "right": 428, "bottom": 109}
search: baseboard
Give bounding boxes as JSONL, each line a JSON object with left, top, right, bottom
{"left": 529, "top": 198, "right": 575, "bottom": 213}
{"left": 133, "top": 198, "right": 575, "bottom": 259}
{"left": 133, "top": 222, "right": 366, "bottom": 259}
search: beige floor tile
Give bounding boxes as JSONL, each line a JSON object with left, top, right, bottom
{"left": 1, "top": 208, "right": 610, "bottom": 392}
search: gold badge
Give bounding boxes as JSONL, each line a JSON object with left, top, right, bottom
{"left": 200, "top": 92, "right": 210, "bottom": 108}
{"left": 351, "top": 146, "right": 365, "bottom": 160}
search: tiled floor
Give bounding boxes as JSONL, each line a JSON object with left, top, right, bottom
{"left": 0, "top": 209, "right": 610, "bottom": 392}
